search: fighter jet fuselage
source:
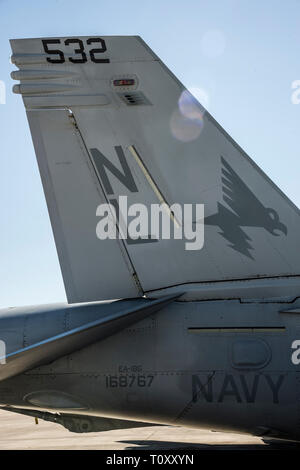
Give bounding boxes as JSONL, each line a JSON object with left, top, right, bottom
{"left": 0, "top": 294, "right": 300, "bottom": 441}
{"left": 5, "top": 35, "right": 300, "bottom": 441}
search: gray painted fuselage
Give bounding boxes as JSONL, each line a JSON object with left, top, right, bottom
{"left": 1, "top": 295, "right": 300, "bottom": 441}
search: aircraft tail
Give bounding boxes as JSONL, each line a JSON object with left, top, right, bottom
{"left": 10, "top": 36, "right": 300, "bottom": 302}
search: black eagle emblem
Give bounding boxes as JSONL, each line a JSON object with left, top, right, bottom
{"left": 205, "top": 157, "right": 288, "bottom": 259}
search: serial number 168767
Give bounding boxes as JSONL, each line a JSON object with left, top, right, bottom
{"left": 105, "top": 375, "right": 154, "bottom": 388}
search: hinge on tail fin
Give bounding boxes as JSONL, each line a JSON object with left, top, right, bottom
{"left": 67, "top": 110, "right": 144, "bottom": 297}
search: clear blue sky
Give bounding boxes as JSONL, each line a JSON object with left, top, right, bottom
{"left": 0, "top": 0, "right": 299, "bottom": 308}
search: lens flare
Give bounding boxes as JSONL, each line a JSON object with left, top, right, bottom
{"left": 170, "top": 109, "right": 203, "bottom": 143}
{"left": 170, "top": 87, "right": 209, "bottom": 142}
{"left": 178, "top": 88, "right": 209, "bottom": 119}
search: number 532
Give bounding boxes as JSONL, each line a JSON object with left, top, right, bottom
{"left": 42, "top": 37, "right": 109, "bottom": 64}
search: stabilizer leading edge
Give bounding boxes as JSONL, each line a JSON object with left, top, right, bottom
{"left": 0, "top": 294, "right": 180, "bottom": 381}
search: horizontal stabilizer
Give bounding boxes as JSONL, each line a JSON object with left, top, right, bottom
{"left": 0, "top": 294, "right": 180, "bottom": 381}
{"left": 1, "top": 407, "right": 155, "bottom": 433}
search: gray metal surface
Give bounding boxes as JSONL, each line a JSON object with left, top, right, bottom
{"left": 0, "top": 297, "right": 299, "bottom": 440}
{"left": 4, "top": 36, "right": 300, "bottom": 443}
{"left": 0, "top": 295, "right": 180, "bottom": 381}
{"left": 10, "top": 36, "right": 300, "bottom": 303}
